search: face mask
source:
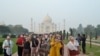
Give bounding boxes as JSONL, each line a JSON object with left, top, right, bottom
{"left": 33, "top": 36, "right": 36, "bottom": 38}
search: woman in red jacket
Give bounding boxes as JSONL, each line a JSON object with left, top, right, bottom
{"left": 16, "top": 34, "right": 25, "bottom": 56}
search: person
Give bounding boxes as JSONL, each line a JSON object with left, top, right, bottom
{"left": 37, "top": 34, "right": 42, "bottom": 56}
{"left": 16, "top": 34, "right": 25, "bottom": 56}
{"left": 67, "top": 36, "right": 80, "bottom": 56}
{"left": 49, "top": 34, "right": 62, "bottom": 56}
{"left": 39, "top": 35, "right": 47, "bottom": 56}
{"left": 22, "top": 36, "right": 31, "bottom": 56}
{"left": 58, "top": 34, "right": 64, "bottom": 56}
{"left": 76, "top": 34, "right": 81, "bottom": 45}
{"left": 49, "top": 35, "right": 56, "bottom": 56}
{"left": 46, "top": 34, "right": 51, "bottom": 55}
{"left": 31, "top": 34, "right": 39, "bottom": 56}
{"left": 81, "top": 34, "right": 86, "bottom": 54}
{"left": 55, "top": 34, "right": 62, "bottom": 56}
{"left": 2, "top": 35, "right": 13, "bottom": 56}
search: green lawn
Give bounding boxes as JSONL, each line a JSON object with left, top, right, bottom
{"left": 0, "top": 37, "right": 17, "bottom": 56}
{"left": 64, "top": 39, "right": 100, "bottom": 56}
{"left": 86, "top": 44, "right": 100, "bottom": 56}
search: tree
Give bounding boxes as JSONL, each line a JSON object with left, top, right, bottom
{"left": 8, "top": 25, "right": 29, "bottom": 35}
{"left": 95, "top": 30, "right": 97, "bottom": 40}
{"left": 69, "top": 28, "right": 73, "bottom": 36}
{"left": 84, "top": 25, "right": 95, "bottom": 37}
{"left": 0, "top": 25, "right": 11, "bottom": 35}
{"left": 63, "top": 30, "right": 66, "bottom": 40}
{"left": 96, "top": 25, "right": 100, "bottom": 36}
{"left": 13, "top": 25, "right": 28, "bottom": 35}
{"left": 72, "top": 28, "right": 77, "bottom": 37}
{"left": 8, "top": 25, "right": 14, "bottom": 34}
{"left": 77, "top": 24, "right": 84, "bottom": 35}
{"left": 66, "top": 32, "right": 69, "bottom": 39}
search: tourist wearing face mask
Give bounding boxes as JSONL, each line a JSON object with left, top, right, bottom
{"left": 31, "top": 34, "right": 39, "bottom": 56}
{"left": 22, "top": 36, "right": 31, "bottom": 56}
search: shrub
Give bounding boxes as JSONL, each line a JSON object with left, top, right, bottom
{"left": 11, "top": 35, "right": 16, "bottom": 38}
{"left": 2, "top": 34, "right": 16, "bottom": 38}
{"left": 2, "top": 34, "right": 7, "bottom": 38}
{"left": 0, "top": 42, "right": 3, "bottom": 54}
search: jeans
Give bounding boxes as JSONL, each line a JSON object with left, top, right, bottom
{"left": 4, "top": 49, "right": 11, "bottom": 56}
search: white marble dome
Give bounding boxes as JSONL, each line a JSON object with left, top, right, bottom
{"left": 43, "top": 14, "right": 52, "bottom": 23}
{"left": 40, "top": 15, "right": 56, "bottom": 34}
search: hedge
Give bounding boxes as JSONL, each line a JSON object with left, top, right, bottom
{"left": 2, "top": 34, "right": 16, "bottom": 38}
{"left": 0, "top": 42, "right": 3, "bottom": 54}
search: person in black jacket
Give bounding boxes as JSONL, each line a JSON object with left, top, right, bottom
{"left": 31, "top": 34, "right": 39, "bottom": 56}
{"left": 76, "top": 34, "right": 81, "bottom": 45}
{"left": 22, "top": 36, "right": 31, "bottom": 56}
{"left": 81, "top": 34, "right": 86, "bottom": 54}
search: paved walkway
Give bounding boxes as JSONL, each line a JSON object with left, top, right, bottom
{"left": 64, "top": 45, "right": 68, "bottom": 56}
{"left": 12, "top": 52, "right": 17, "bottom": 56}
{"left": 86, "top": 42, "right": 100, "bottom": 46}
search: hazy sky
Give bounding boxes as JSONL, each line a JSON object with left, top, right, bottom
{"left": 0, "top": 0, "right": 100, "bottom": 31}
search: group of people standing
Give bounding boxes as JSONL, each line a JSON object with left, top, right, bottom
{"left": 16, "top": 33, "right": 63, "bottom": 56}
{"left": 2, "top": 33, "right": 86, "bottom": 56}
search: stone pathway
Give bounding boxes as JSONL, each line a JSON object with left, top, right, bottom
{"left": 12, "top": 52, "right": 17, "bottom": 56}
{"left": 64, "top": 45, "right": 68, "bottom": 56}
{"left": 86, "top": 42, "right": 100, "bottom": 46}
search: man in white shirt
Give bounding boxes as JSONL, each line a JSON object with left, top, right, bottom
{"left": 2, "top": 36, "right": 13, "bottom": 56}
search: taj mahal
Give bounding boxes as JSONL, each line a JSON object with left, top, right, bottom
{"left": 0, "top": 15, "right": 59, "bottom": 34}
{"left": 39, "top": 15, "right": 57, "bottom": 34}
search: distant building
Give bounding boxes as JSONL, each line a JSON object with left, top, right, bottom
{"left": 40, "top": 15, "right": 57, "bottom": 34}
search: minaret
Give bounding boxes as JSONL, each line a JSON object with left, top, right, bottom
{"left": 55, "top": 24, "right": 57, "bottom": 32}
{"left": 63, "top": 19, "right": 66, "bottom": 39}
{"left": 59, "top": 23, "right": 60, "bottom": 31}
{"left": 31, "top": 18, "right": 33, "bottom": 32}
{"left": 34, "top": 22, "right": 35, "bottom": 33}
{"left": 63, "top": 19, "right": 66, "bottom": 30}
{"left": 39, "top": 23, "right": 40, "bottom": 33}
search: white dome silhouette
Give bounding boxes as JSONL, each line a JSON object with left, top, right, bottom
{"left": 43, "top": 14, "right": 52, "bottom": 23}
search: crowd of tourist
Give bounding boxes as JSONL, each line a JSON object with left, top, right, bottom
{"left": 2, "top": 33, "right": 86, "bottom": 56}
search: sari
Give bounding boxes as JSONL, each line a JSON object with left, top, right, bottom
{"left": 49, "top": 36, "right": 56, "bottom": 56}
